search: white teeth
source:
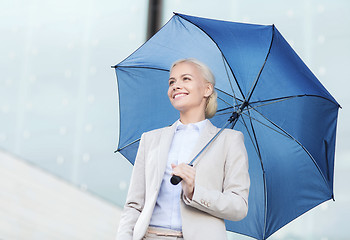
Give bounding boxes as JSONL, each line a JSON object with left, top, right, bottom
{"left": 174, "top": 93, "right": 186, "bottom": 99}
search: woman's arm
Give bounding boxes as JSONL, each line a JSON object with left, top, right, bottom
{"left": 116, "top": 134, "right": 146, "bottom": 240}
{"left": 183, "top": 131, "right": 250, "bottom": 221}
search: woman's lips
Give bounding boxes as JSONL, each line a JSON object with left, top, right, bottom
{"left": 173, "top": 93, "right": 188, "bottom": 99}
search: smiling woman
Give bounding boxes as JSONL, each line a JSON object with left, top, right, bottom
{"left": 168, "top": 59, "right": 214, "bottom": 124}
{"left": 168, "top": 59, "right": 218, "bottom": 121}
{"left": 116, "top": 58, "right": 250, "bottom": 240}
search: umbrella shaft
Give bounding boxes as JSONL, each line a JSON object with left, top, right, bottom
{"left": 171, "top": 110, "right": 242, "bottom": 185}
{"left": 188, "top": 111, "right": 240, "bottom": 166}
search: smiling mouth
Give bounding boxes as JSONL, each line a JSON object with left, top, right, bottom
{"left": 173, "top": 93, "right": 188, "bottom": 99}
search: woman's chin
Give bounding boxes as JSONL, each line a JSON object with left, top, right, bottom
{"left": 171, "top": 100, "right": 188, "bottom": 111}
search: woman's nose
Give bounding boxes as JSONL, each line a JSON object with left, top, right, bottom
{"left": 173, "top": 81, "right": 182, "bottom": 90}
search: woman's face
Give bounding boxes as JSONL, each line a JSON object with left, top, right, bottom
{"left": 168, "top": 62, "right": 212, "bottom": 114}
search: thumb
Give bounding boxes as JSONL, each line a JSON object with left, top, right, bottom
{"left": 171, "top": 163, "right": 177, "bottom": 169}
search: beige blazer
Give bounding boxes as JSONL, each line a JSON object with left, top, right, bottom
{"left": 116, "top": 120, "right": 250, "bottom": 240}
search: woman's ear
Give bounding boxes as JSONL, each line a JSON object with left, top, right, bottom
{"left": 204, "top": 83, "right": 214, "bottom": 98}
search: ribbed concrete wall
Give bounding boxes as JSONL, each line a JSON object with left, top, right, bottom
{"left": 0, "top": 150, "right": 121, "bottom": 240}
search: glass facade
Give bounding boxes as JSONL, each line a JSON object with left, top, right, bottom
{"left": 0, "top": 0, "right": 148, "bottom": 207}
{"left": 0, "top": 0, "right": 349, "bottom": 239}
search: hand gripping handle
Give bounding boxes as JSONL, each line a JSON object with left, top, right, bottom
{"left": 170, "top": 164, "right": 193, "bottom": 185}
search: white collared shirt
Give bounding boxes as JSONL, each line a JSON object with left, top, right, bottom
{"left": 149, "top": 119, "right": 207, "bottom": 230}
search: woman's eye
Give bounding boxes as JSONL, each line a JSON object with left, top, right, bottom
{"left": 169, "top": 80, "right": 175, "bottom": 86}
{"left": 183, "top": 77, "right": 190, "bottom": 81}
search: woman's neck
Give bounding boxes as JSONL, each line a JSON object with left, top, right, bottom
{"left": 179, "top": 110, "right": 206, "bottom": 125}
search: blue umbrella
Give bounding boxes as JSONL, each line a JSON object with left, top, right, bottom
{"left": 113, "top": 13, "right": 340, "bottom": 240}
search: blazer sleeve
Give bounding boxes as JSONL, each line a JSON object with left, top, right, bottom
{"left": 116, "top": 133, "right": 146, "bottom": 240}
{"left": 183, "top": 131, "right": 250, "bottom": 221}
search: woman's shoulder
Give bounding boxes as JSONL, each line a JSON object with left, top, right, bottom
{"left": 142, "top": 124, "right": 174, "bottom": 138}
{"left": 221, "top": 128, "right": 244, "bottom": 140}
{"left": 206, "top": 120, "right": 244, "bottom": 140}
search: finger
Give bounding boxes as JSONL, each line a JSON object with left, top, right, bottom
{"left": 179, "top": 169, "right": 196, "bottom": 200}
{"left": 171, "top": 163, "right": 177, "bottom": 170}
{"left": 175, "top": 166, "right": 195, "bottom": 184}
{"left": 182, "top": 172, "right": 195, "bottom": 184}
{"left": 180, "top": 164, "right": 196, "bottom": 178}
{"left": 172, "top": 164, "right": 194, "bottom": 178}
{"left": 177, "top": 163, "right": 194, "bottom": 172}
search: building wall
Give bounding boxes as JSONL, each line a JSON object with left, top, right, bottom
{"left": 0, "top": 150, "right": 121, "bottom": 240}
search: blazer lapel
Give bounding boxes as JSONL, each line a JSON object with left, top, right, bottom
{"left": 189, "top": 120, "right": 219, "bottom": 167}
{"left": 156, "top": 123, "right": 177, "bottom": 185}
{"left": 154, "top": 120, "right": 218, "bottom": 183}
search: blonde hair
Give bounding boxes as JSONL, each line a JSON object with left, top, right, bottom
{"left": 171, "top": 58, "right": 217, "bottom": 119}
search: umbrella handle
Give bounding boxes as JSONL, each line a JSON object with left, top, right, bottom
{"left": 170, "top": 175, "right": 182, "bottom": 185}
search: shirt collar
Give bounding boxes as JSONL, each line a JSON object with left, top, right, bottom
{"left": 175, "top": 119, "right": 207, "bottom": 133}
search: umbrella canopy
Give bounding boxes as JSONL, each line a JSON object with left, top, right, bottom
{"left": 113, "top": 13, "right": 340, "bottom": 240}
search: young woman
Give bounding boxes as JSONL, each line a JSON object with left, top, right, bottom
{"left": 116, "top": 59, "right": 250, "bottom": 240}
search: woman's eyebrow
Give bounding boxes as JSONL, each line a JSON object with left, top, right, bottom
{"left": 169, "top": 73, "right": 193, "bottom": 81}
{"left": 181, "top": 73, "right": 192, "bottom": 77}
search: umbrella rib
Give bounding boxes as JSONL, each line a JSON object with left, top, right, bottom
{"left": 247, "top": 94, "right": 340, "bottom": 111}
{"left": 245, "top": 110, "right": 262, "bottom": 161}
{"left": 250, "top": 107, "right": 332, "bottom": 193}
{"left": 115, "top": 138, "right": 141, "bottom": 153}
{"left": 240, "top": 96, "right": 300, "bottom": 120}
{"left": 216, "top": 88, "right": 244, "bottom": 104}
{"left": 176, "top": 14, "right": 246, "bottom": 100}
{"left": 238, "top": 115, "right": 260, "bottom": 160}
{"left": 216, "top": 88, "right": 234, "bottom": 98}
{"left": 217, "top": 96, "right": 236, "bottom": 109}
{"left": 216, "top": 106, "right": 234, "bottom": 114}
{"left": 244, "top": 96, "right": 297, "bottom": 112}
{"left": 214, "top": 111, "right": 232, "bottom": 117}
{"left": 244, "top": 25, "right": 275, "bottom": 105}
{"left": 221, "top": 54, "right": 239, "bottom": 111}
{"left": 216, "top": 88, "right": 244, "bottom": 113}
{"left": 241, "top": 112, "right": 290, "bottom": 139}
{"left": 244, "top": 109, "right": 268, "bottom": 239}
{"left": 238, "top": 115, "right": 269, "bottom": 240}
{"left": 113, "top": 65, "right": 170, "bottom": 72}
